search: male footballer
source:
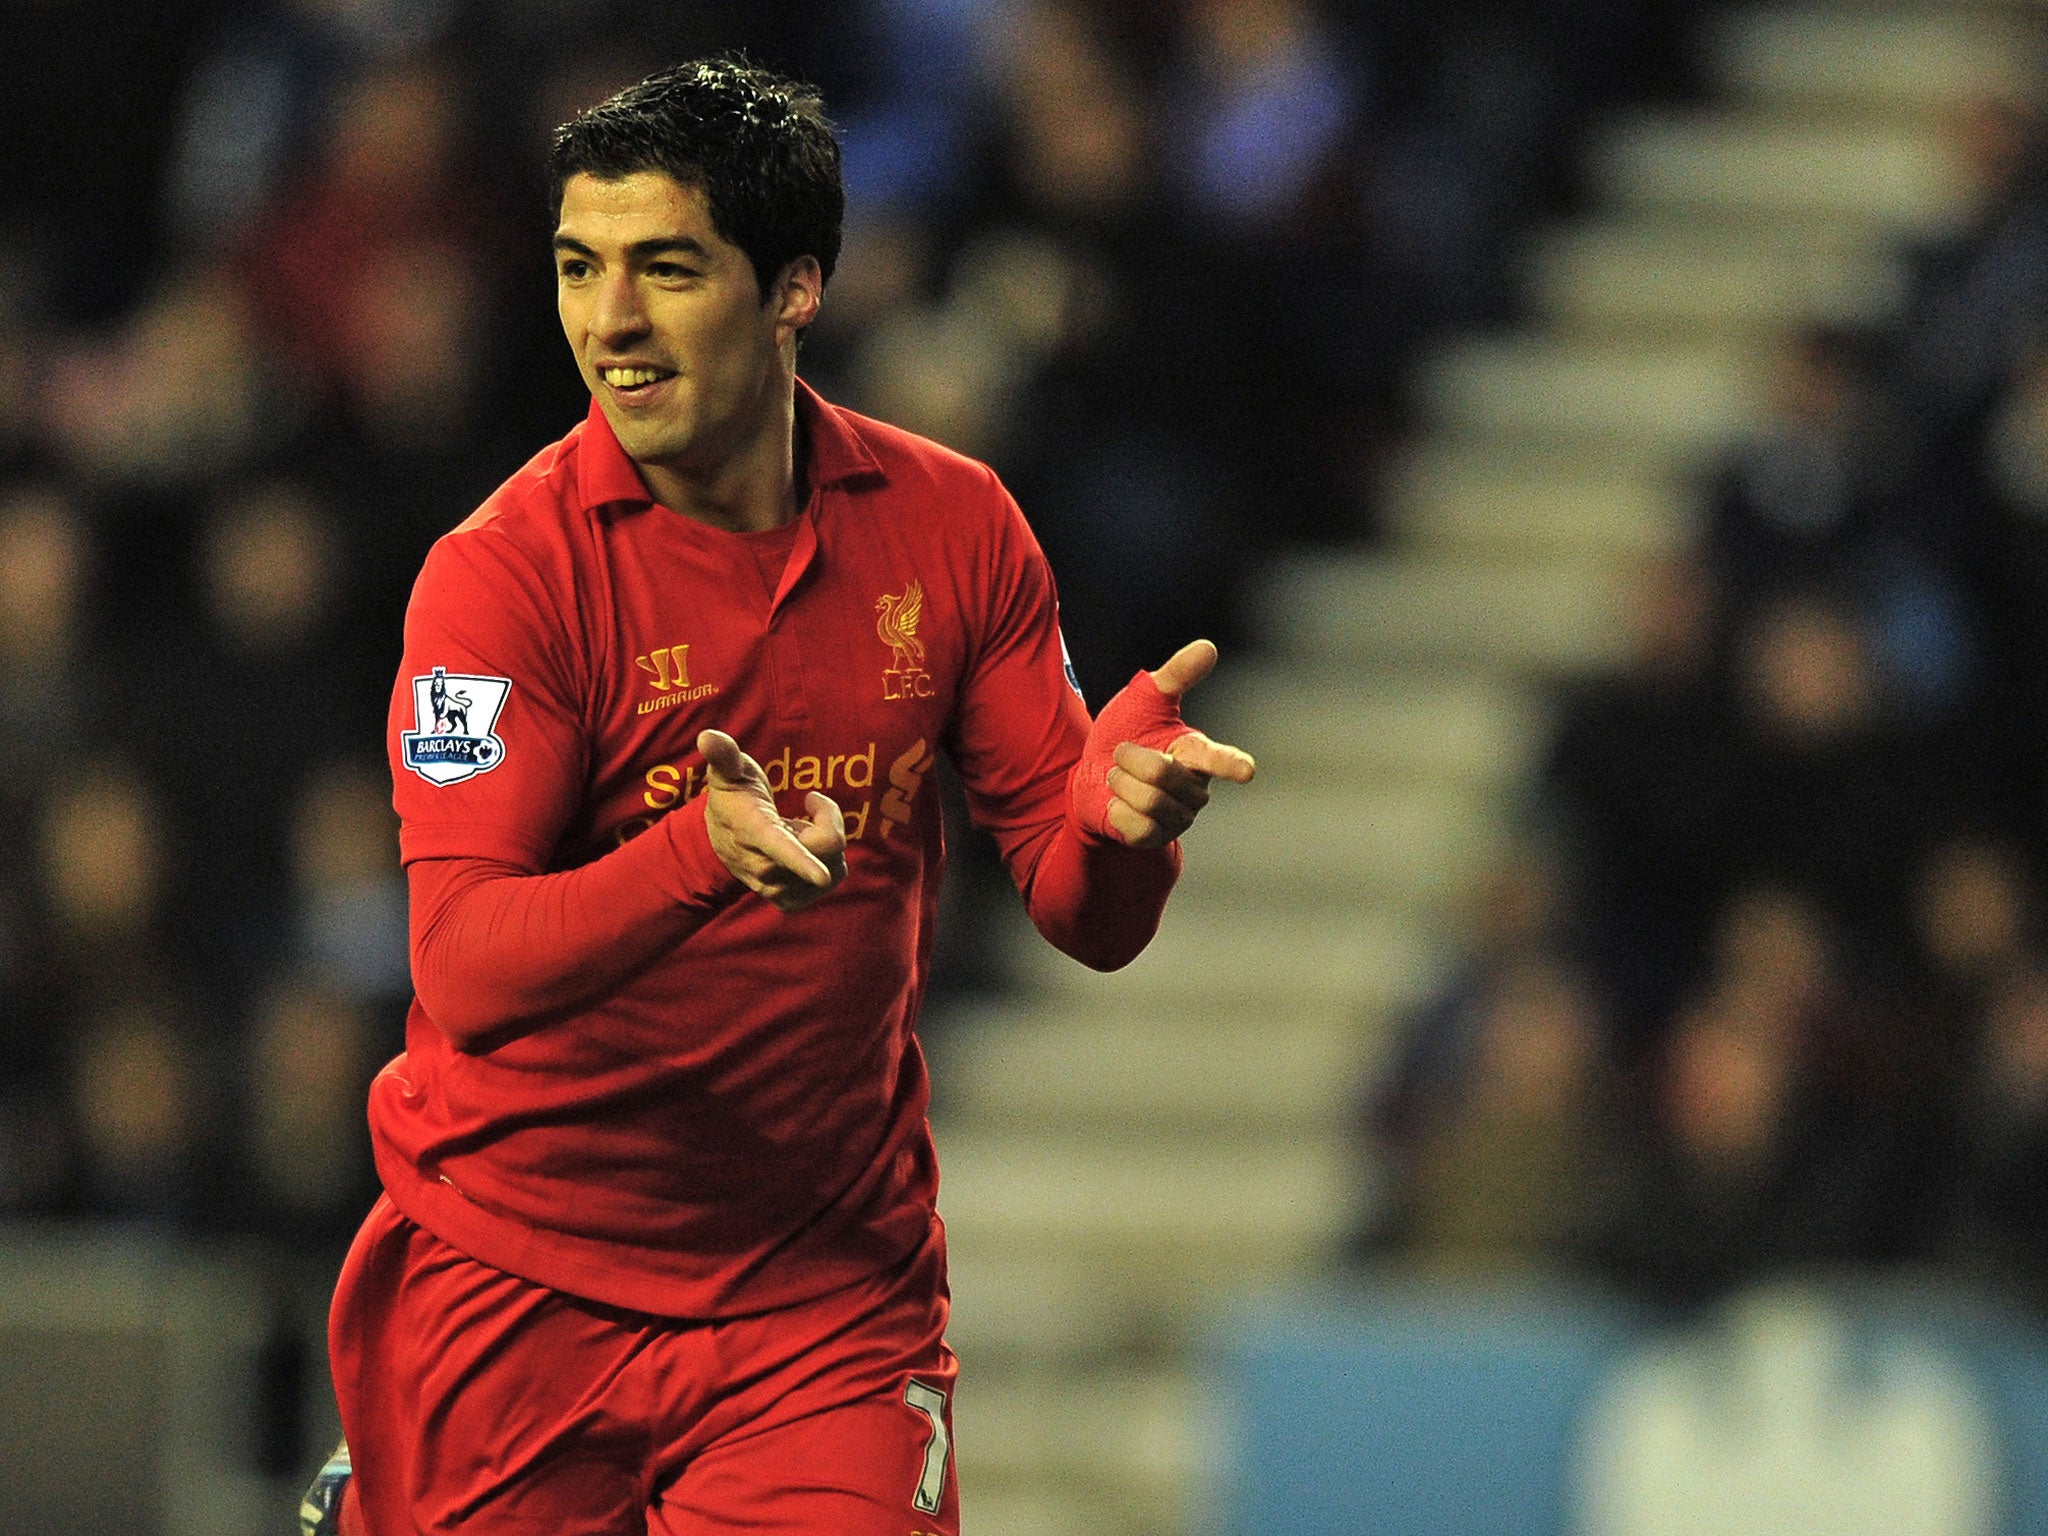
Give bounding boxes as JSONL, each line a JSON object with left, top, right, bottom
{"left": 317, "top": 57, "right": 1253, "bottom": 1535}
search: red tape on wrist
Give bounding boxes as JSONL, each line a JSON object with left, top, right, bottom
{"left": 1069, "top": 669, "right": 1188, "bottom": 844}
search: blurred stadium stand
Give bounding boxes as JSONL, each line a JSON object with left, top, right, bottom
{"left": 16, "top": 2, "right": 2048, "bottom": 1534}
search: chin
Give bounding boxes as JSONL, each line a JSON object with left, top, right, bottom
{"left": 608, "top": 416, "right": 689, "bottom": 462}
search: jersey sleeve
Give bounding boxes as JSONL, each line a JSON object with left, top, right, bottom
{"left": 944, "top": 469, "right": 1092, "bottom": 857}
{"left": 407, "top": 801, "right": 741, "bottom": 1051}
{"left": 945, "top": 469, "right": 1179, "bottom": 969}
{"left": 388, "top": 524, "right": 751, "bottom": 1050}
{"left": 389, "top": 527, "right": 588, "bottom": 872}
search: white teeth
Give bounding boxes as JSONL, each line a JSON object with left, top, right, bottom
{"left": 602, "top": 367, "right": 665, "bottom": 387}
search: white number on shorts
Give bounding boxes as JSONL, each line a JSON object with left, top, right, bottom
{"left": 904, "top": 1379, "right": 950, "bottom": 1516}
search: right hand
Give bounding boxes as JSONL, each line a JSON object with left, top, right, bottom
{"left": 699, "top": 729, "right": 847, "bottom": 912}
{"left": 1071, "top": 639, "right": 1255, "bottom": 848}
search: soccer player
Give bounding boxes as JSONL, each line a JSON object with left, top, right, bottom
{"left": 320, "top": 57, "right": 1254, "bottom": 1536}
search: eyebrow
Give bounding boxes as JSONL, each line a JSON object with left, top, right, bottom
{"left": 551, "top": 234, "right": 714, "bottom": 263}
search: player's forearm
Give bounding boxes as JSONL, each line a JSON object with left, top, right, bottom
{"left": 408, "top": 798, "right": 742, "bottom": 1050}
{"left": 1015, "top": 818, "right": 1181, "bottom": 971}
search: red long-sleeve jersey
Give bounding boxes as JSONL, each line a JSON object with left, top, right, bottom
{"left": 370, "top": 384, "right": 1178, "bottom": 1318}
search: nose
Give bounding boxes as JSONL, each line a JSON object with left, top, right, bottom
{"left": 588, "top": 270, "right": 649, "bottom": 348}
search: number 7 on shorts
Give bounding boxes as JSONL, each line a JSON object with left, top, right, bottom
{"left": 904, "top": 1379, "right": 950, "bottom": 1515}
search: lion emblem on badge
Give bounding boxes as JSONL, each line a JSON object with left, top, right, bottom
{"left": 402, "top": 666, "right": 511, "bottom": 785}
{"left": 429, "top": 671, "right": 471, "bottom": 735}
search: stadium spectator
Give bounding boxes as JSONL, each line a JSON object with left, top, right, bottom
{"left": 1704, "top": 326, "right": 1979, "bottom": 724}
{"left": 162, "top": 0, "right": 460, "bottom": 253}
{"left": 33, "top": 759, "right": 179, "bottom": 1008}
{"left": 1716, "top": 589, "right": 1950, "bottom": 955}
{"left": 1596, "top": 884, "right": 1929, "bottom": 1307}
{"left": 39, "top": 261, "right": 270, "bottom": 494}
{"left": 0, "top": 484, "right": 98, "bottom": 813}
{"left": 1947, "top": 959, "right": 2048, "bottom": 1306}
{"left": 956, "top": 2, "right": 1248, "bottom": 696}
{"left": 286, "top": 757, "right": 411, "bottom": 1018}
{"left": 241, "top": 975, "right": 381, "bottom": 1243}
{"left": 1165, "top": 0, "right": 1363, "bottom": 235}
{"left": 1704, "top": 329, "right": 1886, "bottom": 603}
{"left": 1152, "top": 0, "right": 1374, "bottom": 548}
{"left": 1366, "top": 844, "right": 1568, "bottom": 1157}
{"left": 1378, "top": 952, "right": 1617, "bottom": 1277}
{"left": 1906, "top": 829, "right": 2040, "bottom": 1026}
{"left": 829, "top": 0, "right": 1005, "bottom": 218}
{"left": 124, "top": 480, "right": 366, "bottom": 1016}
{"left": 1892, "top": 95, "right": 2048, "bottom": 441}
{"left": 1542, "top": 553, "right": 1737, "bottom": 1048}
{"left": 235, "top": 55, "right": 493, "bottom": 409}
{"left": 65, "top": 994, "right": 209, "bottom": 1224}
{"left": 1889, "top": 831, "right": 2048, "bottom": 1239}
{"left": 1357, "top": 843, "right": 1628, "bottom": 1273}
{"left": 1961, "top": 339, "right": 2048, "bottom": 832}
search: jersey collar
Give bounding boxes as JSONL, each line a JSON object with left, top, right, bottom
{"left": 795, "top": 377, "right": 886, "bottom": 492}
{"left": 572, "top": 378, "right": 885, "bottom": 517}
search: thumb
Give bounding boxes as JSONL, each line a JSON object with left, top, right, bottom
{"left": 1148, "top": 639, "right": 1219, "bottom": 700}
{"left": 698, "top": 729, "right": 754, "bottom": 788}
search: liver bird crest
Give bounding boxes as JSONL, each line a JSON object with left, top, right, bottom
{"left": 875, "top": 581, "right": 927, "bottom": 672}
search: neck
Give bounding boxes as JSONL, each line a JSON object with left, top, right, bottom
{"left": 640, "top": 377, "right": 802, "bottom": 534}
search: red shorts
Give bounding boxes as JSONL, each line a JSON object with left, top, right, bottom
{"left": 328, "top": 1196, "right": 959, "bottom": 1536}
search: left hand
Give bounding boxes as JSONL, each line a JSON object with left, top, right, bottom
{"left": 1083, "top": 639, "right": 1256, "bottom": 849}
{"left": 698, "top": 729, "right": 848, "bottom": 912}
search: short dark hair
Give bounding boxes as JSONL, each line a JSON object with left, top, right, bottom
{"left": 548, "top": 57, "right": 843, "bottom": 298}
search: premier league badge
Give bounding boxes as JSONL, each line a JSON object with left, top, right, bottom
{"left": 402, "top": 667, "right": 512, "bottom": 785}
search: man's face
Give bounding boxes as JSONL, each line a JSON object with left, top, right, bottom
{"left": 553, "top": 170, "right": 816, "bottom": 483}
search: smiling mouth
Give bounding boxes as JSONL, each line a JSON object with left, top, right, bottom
{"left": 600, "top": 365, "right": 674, "bottom": 392}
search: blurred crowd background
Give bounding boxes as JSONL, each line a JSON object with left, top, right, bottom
{"left": 10, "top": 0, "right": 2048, "bottom": 1494}
{"left": 1359, "top": 91, "right": 2048, "bottom": 1313}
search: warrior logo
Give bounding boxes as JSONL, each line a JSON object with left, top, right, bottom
{"left": 401, "top": 666, "right": 511, "bottom": 785}
{"left": 876, "top": 581, "right": 933, "bottom": 699}
{"left": 636, "top": 644, "right": 693, "bottom": 693}
{"left": 633, "top": 642, "right": 720, "bottom": 714}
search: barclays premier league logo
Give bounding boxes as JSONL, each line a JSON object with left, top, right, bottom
{"left": 402, "top": 667, "right": 511, "bottom": 785}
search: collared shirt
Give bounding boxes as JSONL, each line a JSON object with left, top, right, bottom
{"left": 372, "top": 382, "right": 1107, "bottom": 1318}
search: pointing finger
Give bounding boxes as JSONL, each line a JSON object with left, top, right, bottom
{"left": 1147, "top": 639, "right": 1219, "bottom": 700}
{"left": 1168, "top": 729, "right": 1256, "bottom": 784}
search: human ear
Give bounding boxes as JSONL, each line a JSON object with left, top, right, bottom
{"left": 773, "top": 256, "right": 823, "bottom": 336}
